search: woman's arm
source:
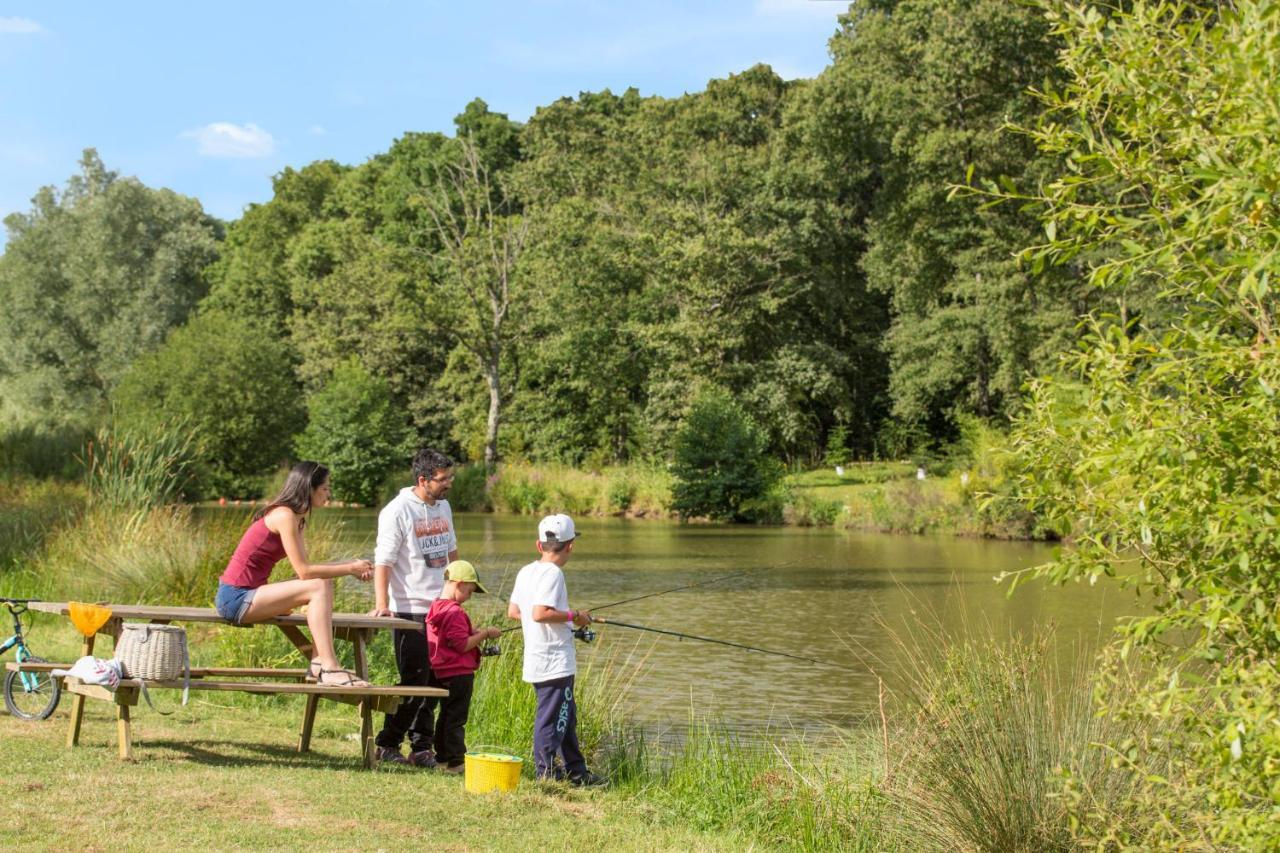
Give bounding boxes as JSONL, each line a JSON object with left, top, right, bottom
{"left": 270, "top": 508, "right": 371, "bottom": 580}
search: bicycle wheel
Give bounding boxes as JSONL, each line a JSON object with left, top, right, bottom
{"left": 4, "top": 655, "right": 61, "bottom": 720}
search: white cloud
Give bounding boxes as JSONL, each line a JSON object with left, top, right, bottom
{"left": 181, "top": 122, "right": 276, "bottom": 158}
{"left": 754, "top": 0, "right": 845, "bottom": 17}
{"left": 0, "top": 17, "right": 43, "bottom": 34}
{"left": 767, "top": 60, "right": 819, "bottom": 81}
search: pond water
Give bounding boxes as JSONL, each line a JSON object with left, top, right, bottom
{"left": 313, "top": 510, "right": 1131, "bottom": 736}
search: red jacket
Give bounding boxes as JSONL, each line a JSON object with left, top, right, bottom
{"left": 426, "top": 598, "right": 480, "bottom": 678}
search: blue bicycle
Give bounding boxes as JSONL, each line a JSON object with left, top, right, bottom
{"left": 2, "top": 598, "right": 61, "bottom": 720}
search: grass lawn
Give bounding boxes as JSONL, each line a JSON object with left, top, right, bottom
{"left": 0, "top": 698, "right": 746, "bottom": 852}
{"left": 785, "top": 462, "right": 917, "bottom": 509}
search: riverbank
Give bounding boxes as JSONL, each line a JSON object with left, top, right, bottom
{"left": 442, "top": 460, "right": 1049, "bottom": 541}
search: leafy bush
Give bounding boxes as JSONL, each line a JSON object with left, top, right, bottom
{"left": 112, "top": 311, "right": 304, "bottom": 498}
{"left": 670, "top": 388, "right": 779, "bottom": 521}
{"left": 294, "top": 358, "right": 412, "bottom": 506}
{"left": 445, "top": 463, "right": 491, "bottom": 512}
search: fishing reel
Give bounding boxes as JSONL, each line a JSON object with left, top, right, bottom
{"left": 573, "top": 626, "right": 596, "bottom": 644}
{"left": 479, "top": 643, "right": 502, "bottom": 657}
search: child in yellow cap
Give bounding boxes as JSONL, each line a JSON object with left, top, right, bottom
{"left": 425, "top": 560, "right": 502, "bottom": 773}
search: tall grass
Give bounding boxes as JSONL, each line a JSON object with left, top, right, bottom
{"left": 0, "top": 424, "right": 88, "bottom": 481}
{"left": 876, "top": 630, "right": 1146, "bottom": 851}
{"left": 487, "top": 463, "right": 673, "bottom": 518}
{"left": 82, "top": 421, "right": 196, "bottom": 509}
{"left": 0, "top": 479, "right": 85, "bottom": 574}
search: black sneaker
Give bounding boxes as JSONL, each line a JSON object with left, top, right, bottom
{"left": 374, "top": 746, "right": 408, "bottom": 765}
{"left": 569, "top": 771, "right": 608, "bottom": 788}
{"left": 406, "top": 749, "right": 438, "bottom": 769}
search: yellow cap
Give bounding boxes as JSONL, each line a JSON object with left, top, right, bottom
{"left": 443, "top": 560, "right": 488, "bottom": 593}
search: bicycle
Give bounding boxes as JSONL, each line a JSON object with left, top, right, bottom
{"left": 1, "top": 598, "right": 61, "bottom": 720}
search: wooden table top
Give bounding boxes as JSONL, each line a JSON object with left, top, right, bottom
{"left": 27, "top": 601, "right": 422, "bottom": 631}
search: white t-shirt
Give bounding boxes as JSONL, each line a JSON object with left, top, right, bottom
{"left": 509, "top": 559, "right": 575, "bottom": 683}
{"left": 374, "top": 487, "right": 457, "bottom": 614}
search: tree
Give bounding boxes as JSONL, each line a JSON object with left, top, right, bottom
{"left": 112, "top": 311, "right": 304, "bottom": 497}
{"left": 829, "top": 0, "right": 1087, "bottom": 441}
{"left": 403, "top": 133, "right": 531, "bottom": 469}
{"left": 670, "top": 388, "right": 778, "bottom": 521}
{"left": 294, "top": 358, "right": 412, "bottom": 506}
{"left": 1004, "top": 2, "right": 1280, "bottom": 844}
{"left": 0, "top": 150, "right": 221, "bottom": 424}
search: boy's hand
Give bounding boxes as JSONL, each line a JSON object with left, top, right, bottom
{"left": 484, "top": 627, "right": 502, "bottom": 640}
{"left": 368, "top": 607, "right": 393, "bottom": 617}
{"left": 572, "top": 610, "right": 593, "bottom": 628}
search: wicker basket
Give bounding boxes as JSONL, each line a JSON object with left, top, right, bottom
{"left": 115, "top": 623, "right": 188, "bottom": 681}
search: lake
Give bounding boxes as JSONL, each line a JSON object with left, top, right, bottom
{"left": 318, "top": 510, "right": 1131, "bottom": 736}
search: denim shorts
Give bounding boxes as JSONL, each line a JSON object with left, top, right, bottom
{"left": 215, "top": 582, "right": 257, "bottom": 625}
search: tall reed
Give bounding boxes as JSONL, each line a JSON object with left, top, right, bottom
{"left": 81, "top": 422, "right": 196, "bottom": 509}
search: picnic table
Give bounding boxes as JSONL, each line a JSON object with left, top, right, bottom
{"left": 14, "top": 601, "right": 447, "bottom": 768}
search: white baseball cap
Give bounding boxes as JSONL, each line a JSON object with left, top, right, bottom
{"left": 537, "top": 513, "right": 577, "bottom": 543}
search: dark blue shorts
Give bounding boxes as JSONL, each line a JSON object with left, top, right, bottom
{"left": 215, "top": 582, "right": 257, "bottom": 625}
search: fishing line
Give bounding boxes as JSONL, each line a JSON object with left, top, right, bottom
{"left": 593, "top": 617, "right": 862, "bottom": 672}
{"left": 496, "top": 568, "right": 762, "bottom": 634}
{"left": 586, "top": 569, "right": 755, "bottom": 613}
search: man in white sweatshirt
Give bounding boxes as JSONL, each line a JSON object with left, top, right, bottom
{"left": 370, "top": 447, "right": 458, "bottom": 767}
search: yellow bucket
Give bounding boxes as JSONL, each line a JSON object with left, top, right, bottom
{"left": 464, "top": 750, "right": 523, "bottom": 794}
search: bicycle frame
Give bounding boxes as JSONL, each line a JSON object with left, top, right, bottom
{"left": 1, "top": 605, "right": 40, "bottom": 693}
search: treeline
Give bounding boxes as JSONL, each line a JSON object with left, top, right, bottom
{"left": 0, "top": 0, "right": 1097, "bottom": 497}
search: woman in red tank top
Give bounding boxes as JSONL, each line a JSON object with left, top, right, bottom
{"left": 216, "top": 461, "right": 373, "bottom": 687}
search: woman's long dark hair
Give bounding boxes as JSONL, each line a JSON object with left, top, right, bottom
{"left": 256, "top": 461, "right": 329, "bottom": 523}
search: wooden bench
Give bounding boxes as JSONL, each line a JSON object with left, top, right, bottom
{"left": 7, "top": 662, "right": 447, "bottom": 765}
{"left": 22, "top": 602, "right": 448, "bottom": 768}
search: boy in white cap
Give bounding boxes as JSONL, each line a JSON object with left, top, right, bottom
{"left": 506, "top": 513, "right": 606, "bottom": 786}
{"left": 426, "top": 560, "right": 502, "bottom": 773}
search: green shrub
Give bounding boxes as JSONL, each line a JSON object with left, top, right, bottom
{"left": 294, "top": 359, "right": 412, "bottom": 506}
{"left": 112, "top": 311, "right": 304, "bottom": 498}
{"left": 822, "top": 423, "right": 852, "bottom": 467}
{"left": 605, "top": 475, "right": 635, "bottom": 514}
{"left": 670, "top": 388, "right": 779, "bottom": 521}
{"left": 446, "top": 463, "right": 492, "bottom": 512}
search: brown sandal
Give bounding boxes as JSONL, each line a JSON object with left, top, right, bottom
{"left": 305, "top": 659, "right": 322, "bottom": 683}
{"left": 318, "top": 668, "right": 371, "bottom": 688}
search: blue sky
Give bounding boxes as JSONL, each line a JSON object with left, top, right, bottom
{"left": 0, "top": 1, "right": 847, "bottom": 248}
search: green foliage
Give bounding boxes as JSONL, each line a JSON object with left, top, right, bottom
{"left": 0, "top": 424, "right": 87, "bottom": 481}
{"left": 822, "top": 424, "right": 851, "bottom": 467}
{"left": 830, "top": 0, "right": 1087, "bottom": 436}
{"left": 444, "top": 463, "right": 492, "bottom": 512}
{"left": 0, "top": 479, "right": 84, "bottom": 572}
{"left": 670, "top": 389, "right": 779, "bottom": 521}
{"left": 113, "top": 311, "right": 304, "bottom": 498}
{"left": 1000, "top": 0, "right": 1280, "bottom": 843}
{"left": 0, "top": 150, "right": 221, "bottom": 425}
{"left": 294, "top": 359, "right": 411, "bottom": 506}
{"left": 81, "top": 422, "right": 197, "bottom": 510}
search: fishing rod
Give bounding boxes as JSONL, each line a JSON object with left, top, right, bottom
{"left": 495, "top": 568, "right": 758, "bottom": 637}
{"left": 593, "top": 616, "right": 861, "bottom": 672}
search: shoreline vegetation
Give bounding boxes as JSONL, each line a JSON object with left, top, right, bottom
{"left": 184, "top": 456, "right": 1047, "bottom": 542}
